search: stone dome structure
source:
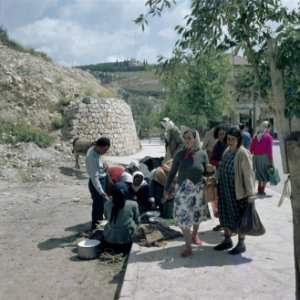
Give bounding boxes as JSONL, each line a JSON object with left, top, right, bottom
{"left": 63, "top": 96, "right": 141, "bottom": 156}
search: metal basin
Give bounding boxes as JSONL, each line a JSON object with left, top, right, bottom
{"left": 77, "top": 239, "right": 100, "bottom": 260}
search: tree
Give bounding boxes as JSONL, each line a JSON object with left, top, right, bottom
{"left": 158, "top": 49, "right": 232, "bottom": 128}
{"left": 136, "top": 0, "right": 300, "bottom": 297}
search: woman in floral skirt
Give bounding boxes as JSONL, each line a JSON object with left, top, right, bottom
{"left": 164, "top": 129, "right": 212, "bottom": 258}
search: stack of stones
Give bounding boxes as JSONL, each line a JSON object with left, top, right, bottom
{"left": 63, "top": 97, "right": 141, "bottom": 156}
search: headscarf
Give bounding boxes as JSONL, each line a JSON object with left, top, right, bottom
{"left": 120, "top": 171, "right": 133, "bottom": 184}
{"left": 257, "top": 121, "right": 270, "bottom": 142}
{"left": 183, "top": 129, "right": 201, "bottom": 160}
{"left": 160, "top": 118, "right": 176, "bottom": 144}
{"left": 131, "top": 171, "right": 147, "bottom": 192}
{"left": 110, "top": 182, "right": 129, "bottom": 224}
{"left": 160, "top": 117, "right": 175, "bottom": 131}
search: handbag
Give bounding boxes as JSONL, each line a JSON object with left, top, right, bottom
{"left": 238, "top": 202, "right": 266, "bottom": 236}
{"left": 268, "top": 167, "right": 281, "bottom": 186}
{"left": 203, "top": 176, "right": 218, "bottom": 203}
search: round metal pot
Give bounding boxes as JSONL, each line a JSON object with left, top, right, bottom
{"left": 77, "top": 239, "right": 100, "bottom": 260}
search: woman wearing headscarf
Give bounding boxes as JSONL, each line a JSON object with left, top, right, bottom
{"left": 164, "top": 129, "right": 212, "bottom": 258}
{"left": 129, "top": 171, "right": 152, "bottom": 214}
{"left": 102, "top": 182, "right": 140, "bottom": 254}
{"left": 160, "top": 117, "right": 184, "bottom": 163}
{"left": 250, "top": 120, "right": 274, "bottom": 195}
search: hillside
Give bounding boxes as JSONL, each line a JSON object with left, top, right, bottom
{"left": 0, "top": 43, "right": 114, "bottom": 131}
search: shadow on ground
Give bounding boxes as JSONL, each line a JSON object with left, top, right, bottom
{"left": 37, "top": 222, "right": 90, "bottom": 251}
{"left": 129, "top": 237, "right": 253, "bottom": 269}
{"left": 59, "top": 166, "right": 88, "bottom": 179}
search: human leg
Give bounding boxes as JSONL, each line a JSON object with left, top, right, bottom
{"left": 181, "top": 228, "right": 192, "bottom": 257}
{"left": 214, "top": 227, "right": 233, "bottom": 250}
{"left": 89, "top": 178, "right": 106, "bottom": 230}
{"left": 229, "top": 234, "right": 246, "bottom": 255}
{"left": 191, "top": 224, "right": 202, "bottom": 245}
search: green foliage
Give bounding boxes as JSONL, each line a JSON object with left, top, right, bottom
{"left": 77, "top": 61, "right": 148, "bottom": 73}
{"left": 159, "top": 49, "right": 232, "bottom": 128}
{"left": 0, "top": 26, "right": 52, "bottom": 62}
{"left": 57, "top": 97, "right": 71, "bottom": 113}
{"left": 138, "top": 0, "right": 300, "bottom": 122}
{"left": 0, "top": 122, "right": 54, "bottom": 148}
{"left": 51, "top": 116, "right": 63, "bottom": 130}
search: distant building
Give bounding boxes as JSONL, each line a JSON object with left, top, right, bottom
{"left": 129, "top": 58, "right": 143, "bottom": 66}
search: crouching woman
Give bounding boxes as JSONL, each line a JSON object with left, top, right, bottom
{"left": 102, "top": 182, "right": 140, "bottom": 255}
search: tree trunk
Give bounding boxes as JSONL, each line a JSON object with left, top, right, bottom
{"left": 286, "top": 135, "right": 300, "bottom": 299}
{"left": 267, "top": 38, "right": 300, "bottom": 299}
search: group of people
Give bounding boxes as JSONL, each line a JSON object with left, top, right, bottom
{"left": 84, "top": 118, "right": 274, "bottom": 257}
{"left": 84, "top": 119, "right": 184, "bottom": 255}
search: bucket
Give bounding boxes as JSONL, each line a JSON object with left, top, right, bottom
{"left": 77, "top": 239, "right": 100, "bottom": 260}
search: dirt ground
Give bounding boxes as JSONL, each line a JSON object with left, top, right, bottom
{"left": 0, "top": 144, "right": 126, "bottom": 300}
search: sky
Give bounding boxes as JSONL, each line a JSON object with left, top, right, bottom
{"left": 0, "top": 0, "right": 298, "bottom": 67}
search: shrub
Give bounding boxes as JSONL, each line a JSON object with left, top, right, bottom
{"left": 0, "top": 122, "right": 54, "bottom": 148}
{"left": 57, "top": 97, "right": 71, "bottom": 113}
{"left": 51, "top": 116, "right": 63, "bottom": 130}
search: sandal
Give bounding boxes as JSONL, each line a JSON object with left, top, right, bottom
{"left": 181, "top": 249, "right": 192, "bottom": 258}
{"left": 192, "top": 236, "right": 203, "bottom": 246}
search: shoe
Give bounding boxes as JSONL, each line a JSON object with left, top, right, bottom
{"left": 192, "top": 236, "right": 203, "bottom": 246}
{"left": 181, "top": 249, "right": 192, "bottom": 258}
{"left": 214, "top": 240, "right": 233, "bottom": 251}
{"left": 228, "top": 244, "right": 246, "bottom": 255}
{"left": 212, "top": 224, "right": 223, "bottom": 231}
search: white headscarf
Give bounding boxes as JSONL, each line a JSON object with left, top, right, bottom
{"left": 257, "top": 121, "right": 270, "bottom": 142}
{"left": 131, "top": 171, "right": 147, "bottom": 192}
{"left": 160, "top": 117, "right": 175, "bottom": 131}
{"left": 183, "top": 129, "right": 201, "bottom": 160}
{"left": 120, "top": 172, "right": 133, "bottom": 184}
{"left": 183, "top": 129, "right": 201, "bottom": 151}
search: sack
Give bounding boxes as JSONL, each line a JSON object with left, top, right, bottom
{"left": 238, "top": 202, "right": 266, "bottom": 236}
{"left": 268, "top": 168, "right": 281, "bottom": 186}
{"left": 203, "top": 176, "right": 218, "bottom": 203}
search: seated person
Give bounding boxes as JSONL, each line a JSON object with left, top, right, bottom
{"left": 120, "top": 171, "right": 133, "bottom": 186}
{"left": 129, "top": 171, "right": 152, "bottom": 214}
{"left": 102, "top": 182, "right": 140, "bottom": 255}
{"left": 107, "top": 165, "right": 125, "bottom": 184}
{"left": 149, "top": 159, "right": 177, "bottom": 214}
{"left": 126, "top": 160, "right": 151, "bottom": 183}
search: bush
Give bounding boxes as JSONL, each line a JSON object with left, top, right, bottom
{"left": 0, "top": 122, "right": 54, "bottom": 148}
{"left": 51, "top": 116, "right": 63, "bottom": 130}
{"left": 57, "top": 97, "right": 71, "bottom": 113}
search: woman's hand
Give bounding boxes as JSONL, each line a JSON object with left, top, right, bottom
{"left": 206, "top": 164, "right": 215, "bottom": 173}
{"left": 248, "top": 195, "right": 256, "bottom": 203}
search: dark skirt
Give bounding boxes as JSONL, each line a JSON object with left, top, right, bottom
{"left": 218, "top": 151, "right": 248, "bottom": 232}
{"left": 252, "top": 154, "right": 271, "bottom": 182}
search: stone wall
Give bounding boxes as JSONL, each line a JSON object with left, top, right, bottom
{"left": 63, "top": 97, "right": 141, "bottom": 156}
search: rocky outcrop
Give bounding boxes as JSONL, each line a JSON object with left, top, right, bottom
{"left": 0, "top": 44, "right": 113, "bottom": 128}
{"left": 0, "top": 43, "right": 141, "bottom": 155}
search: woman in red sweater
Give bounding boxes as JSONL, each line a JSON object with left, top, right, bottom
{"left": 250, "top": 121, "right": 274, "bottom": 195}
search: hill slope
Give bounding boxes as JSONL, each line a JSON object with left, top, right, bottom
{"left": 0, "top": 43, "right": 114, "bottom": 130}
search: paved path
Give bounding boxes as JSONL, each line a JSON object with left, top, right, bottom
{"left": 107, "top": 141, "right": 295, "bottom": 300}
